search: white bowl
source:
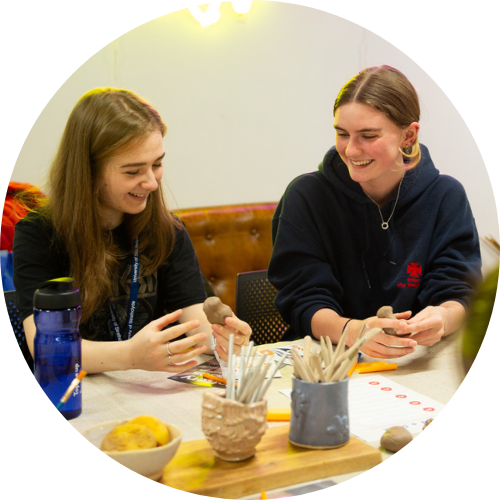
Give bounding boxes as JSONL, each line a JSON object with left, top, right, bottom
{"left": 82, "top": 419, "right": 182, "bottom": 481}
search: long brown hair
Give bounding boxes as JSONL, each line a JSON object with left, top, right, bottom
{"left": 334, "top": 66, "right": 421, "bottom": 167}
{"left": 46, "top": 88, "right": 180, "bottom": 321}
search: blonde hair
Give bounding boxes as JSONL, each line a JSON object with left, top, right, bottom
{"left": 334, "top": 66, "right": 421, "bottom": 167}
{"left": 46, "top": 88, "right": 180, "bottom": 321}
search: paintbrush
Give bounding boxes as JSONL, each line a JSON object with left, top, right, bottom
{"left": 56, "top": 370, "right": 87, "bottom": 410}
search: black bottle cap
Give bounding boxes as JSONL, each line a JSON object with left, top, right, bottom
{"left": 33, "top": 278, "right": 81, "bottom": 310}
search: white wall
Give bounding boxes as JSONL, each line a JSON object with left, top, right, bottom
{"left": 9, "top": 2, "right": 498, "bottom": 272}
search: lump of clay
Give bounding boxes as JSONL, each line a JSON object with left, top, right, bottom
{"left": 128, "top": 415, "right": 170, "bottom": 446}
{"left": 101, "top": 422, "right": 157, "bottom": 452}
{"left": 422, "top": 418, "right": 433, "bottom": 430}
{"left": 203, "top": 296, "right": 233, "bottom": 325}
{"left": 380, "top": 426, "right": 413, "bottom": 452}
{"left": 377, "top": 306, "right": 397, "bottom": 335}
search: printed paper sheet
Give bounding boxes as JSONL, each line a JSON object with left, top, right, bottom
{"left": 280, "top": 374, "right": 444, "bottom": 442}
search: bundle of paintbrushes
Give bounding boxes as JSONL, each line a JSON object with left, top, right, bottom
{"left": 225, "top": 334, "right": 287, "bottom": 404}
{"left": 291, "top": 324, "right": 382, "bottom": 383}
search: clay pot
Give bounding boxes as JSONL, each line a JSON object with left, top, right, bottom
{"left": 289, "top": 376, "right": 350, "bottom": 449}
{"left": 201, "top": 390, "right": 268, "bottom": 462}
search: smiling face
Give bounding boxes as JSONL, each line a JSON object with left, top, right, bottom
{"left": 334, "top": 102, "right": 418, "bottom": 203}
{"left": 99, "top": 130, "right": 165, "bottom": 229}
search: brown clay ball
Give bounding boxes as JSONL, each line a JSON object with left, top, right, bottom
{"left": 380, "top": 426, "right": 413, "bottom": 452}
{"left": 203, "top": 297, "right": 233, "bottom": 325}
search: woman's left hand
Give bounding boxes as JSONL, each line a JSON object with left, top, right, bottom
{"left": 401, "top": 306, "right": 447, "bottom": 346}
{"left": 211, "top": 315, "right": 252, "bottom": 361}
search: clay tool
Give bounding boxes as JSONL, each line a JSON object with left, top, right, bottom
{"left": 237, "top": 353, "right": 268, "bottom": 404}
{"left": 339, "top": 356, "right": 358, "bottom": 381}
{"left": 291, "top": 349, "right": 310, "bottom": 381}
{"left": 237, "top": 341, "right": 254, "bottom": 397}
{"left": 347, "top": 355, "right": 360, "bottom": 377}
{"left": 255, "top": 354, "right": 287, "bottom": 401}
{"left": 319, "top": 336, "right": 330, "bottom": 365}
{"left": 244, "top": 341, "right": 255, "bottom": 373}
{"left": 236, "top": 345, "right": 247, "bottom": 399}
{"left": 303, "top": 335, "right": 312, "bottom": 364}
{"left": 56, "top": 370, "right": 87, "bottom": 410}
{"left": 326, "top": 335, "right": 335, "bottom": 363}
{"left": 293, "top": 348, "right": 317, "bottom": 382}
{"left": 226, "top": 334, "right": 235, "bottom": 400}
{"left": 311, "top": 354, "right": 326, "bottom": 382}
{"left": 335, "top": 328, "right": 381, "bottom": 368}
{"left": 331, "top": 357, "right": 350, "bottom": 382}
{"left": 235, "top": 353, "right": 287, "bottom": 404}
{"left": 291, "top": 328, "right": 383, "bottom": 383}
{"left": 239, "top": 351, "right": 265, "bottom": 398}
{"left": 211, "top": 332, "right": 225, "bottom": 374}
{"left": 331, "top": 321, "right": 350, "bottom": 368}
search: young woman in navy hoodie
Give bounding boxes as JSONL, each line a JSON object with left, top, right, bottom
{"left": 269, "top": 66, "right": 481, "bottom": 359}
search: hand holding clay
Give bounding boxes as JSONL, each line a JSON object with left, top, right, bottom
{"left": 380, "top": 426, "right": 413, "bottom": 452}
{"left": 203, "top": 297, "right": 252, "bottom": 362}
{"left": 377, "top": 305, "right": 412, "bottom": 337}
{"left": 203, "top": 297, "right": 233, "bottom": 325}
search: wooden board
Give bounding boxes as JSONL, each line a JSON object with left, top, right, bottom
{"left": 161, "top": 425, "right": 382, "bottom": 498}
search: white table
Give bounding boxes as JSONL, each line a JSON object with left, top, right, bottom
{"left": 70, "top": 334, "right": 466, "bottom": 495}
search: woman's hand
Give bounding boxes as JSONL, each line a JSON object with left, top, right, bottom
{"left": 126, "top": 309, "right": 208, "bottom": 372}
{"left": 346, "top": 312, "right": 417, "bottom": 359}
{"left": 403, "top": 302, "right": 466, "bottom": 345}
{"left": 211, "top": 315, "right": 252, "bottom": 362}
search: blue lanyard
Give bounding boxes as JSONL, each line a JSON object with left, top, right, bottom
{"left": 109, "top": 237, "right": 140, "bottom": 341}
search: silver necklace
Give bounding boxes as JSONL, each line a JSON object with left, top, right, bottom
{"left": 364, "top": 175, "right": 404, "bottom": 230}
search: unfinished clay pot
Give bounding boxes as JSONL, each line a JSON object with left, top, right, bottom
{"left": 201, "top": 390, "right": 267, "bottom": 462}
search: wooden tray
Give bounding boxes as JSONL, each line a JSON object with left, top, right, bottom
{"left": 161, "top": 425, "right": 382, "bottom": 498}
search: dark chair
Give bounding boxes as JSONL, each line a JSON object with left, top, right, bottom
{"left": 4, "top": 290, "right": 34, "bottom": 371}
{"left": 235, "top": 270, "right": 289, "bottom": 345}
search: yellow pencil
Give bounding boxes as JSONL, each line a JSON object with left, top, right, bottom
{"left": 347, "top": 359, "right": 358, "bottom": 377}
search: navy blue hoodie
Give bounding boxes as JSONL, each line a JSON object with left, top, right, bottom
{"left": 268, "top": 145, "right": 482, "bottom": 341}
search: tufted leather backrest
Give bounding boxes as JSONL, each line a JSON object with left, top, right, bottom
{"left": 174, "top": 203, "right": 278, "bottom": 312}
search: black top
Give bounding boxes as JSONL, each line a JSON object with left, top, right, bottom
{"left": 13, "top": 212, "right": 207, "bottom": 341}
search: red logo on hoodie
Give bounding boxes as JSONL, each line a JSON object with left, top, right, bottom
{"left": 407, "top": 262, "right": 422, "bottom": 277}
{"left": 397, "top": 262, "right": 422, "bottom": 288}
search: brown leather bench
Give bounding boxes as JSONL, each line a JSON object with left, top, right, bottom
{"left": 174, "top": 202, "right": 278, "bottom": 312}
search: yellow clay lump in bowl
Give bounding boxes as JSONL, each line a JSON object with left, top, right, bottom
{"left": 82, "top": 415, "right": 182, "bottom": 481}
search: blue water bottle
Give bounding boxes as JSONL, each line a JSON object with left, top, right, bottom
{"left": 33, "top": 278, "right": 82, "bottom": 420}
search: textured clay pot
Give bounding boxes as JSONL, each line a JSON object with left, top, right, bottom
{"left": 201, "top": 390, "right": 268, "bottom": 462}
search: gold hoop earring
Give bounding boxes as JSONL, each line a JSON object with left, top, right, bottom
{"left": 402, "top": 142, "right": 413, "bottom": 156}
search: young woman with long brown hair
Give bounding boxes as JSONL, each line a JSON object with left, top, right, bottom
{"left": 13, "top": 88, "right": 251, "bottom": 373}
{"left": 269, "top": 66, "right": 482, "bottom": 358}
